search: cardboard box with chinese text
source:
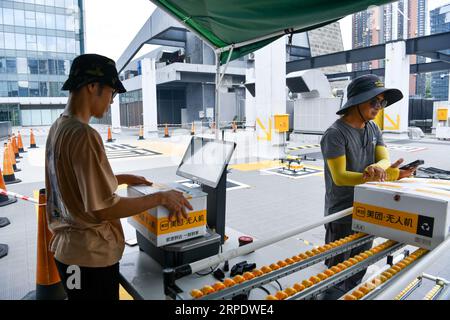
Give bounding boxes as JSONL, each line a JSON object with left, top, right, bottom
{"left": 352, "top": 179, "right": 450, "bottom": 250}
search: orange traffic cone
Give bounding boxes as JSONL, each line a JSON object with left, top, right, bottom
{"left": 191, "top": 122, "right": 195, "bottom": 136}
{"left": 30, "top": 129, "right": 37, "bottom": 148}
{"left": 18, "top": 131, "right": 26, "bottom": 153}
{"left": 12, "top": 134, "right": 21, "bottom": 159}
{"left": 0, "top": 167, "right": 17, "bottom": 207}
{"left": 138, "top": 126, "right": 144, "bottom": 140}
{"left": 33, "top": 189, "right": 66, "bottom": 300}
{"left": 164, "top": 123, "right": 170, "bottom": 138}
{"left": 3, "top": 143, "right": 21, "bottom": 184}
{"left": 106, "top": 126, "right": 114, "bottom": 143}
{"left": 8, "top": 141, "right": 20, "bottom": 172}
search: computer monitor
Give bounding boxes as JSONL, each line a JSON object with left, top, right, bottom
{"left": 176, "top": 137, "right": 236, "bottom": 188}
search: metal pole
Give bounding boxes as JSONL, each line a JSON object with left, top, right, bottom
{"left": 375, "top": 237, "right": 450, "bottom": 300}
{"left": 189, "top": 207, "right": 353, "bottom": 274}
{"left": 215, "top": 52, "right": 221, "bottom": 140}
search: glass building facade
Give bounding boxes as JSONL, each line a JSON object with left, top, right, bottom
{"left": 430, "top": 4, "right": 450, "bottom": 101}
{"left": 0, "top": 0, "right": 84, "bottom": 126}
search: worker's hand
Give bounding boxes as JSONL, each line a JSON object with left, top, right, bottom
{"left": 118, "top": 174, "right": 153, "bottom": 186}
{"left": 363, "top": 165, "right": 386, "bottom": 182}
{"left": 159, "top": 190, "right": 193, "bottom": 224}
{"left": 390, "top": 158, "right": 417, "bottom": 179}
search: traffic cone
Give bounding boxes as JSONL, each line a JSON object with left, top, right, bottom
{"left": 12, "top": 134, "right": 21, "bottom": 159}
{"left": 0, "top": 167, "right": 17, "bottom": 207}
{"left": 34, "top": 189, "right": 66, "bottom": 300}
{"left": 18, "top": 131, "right": 26, "bottom": 153}
{"left": 106, "top": 126, "right": 114, "bottom": 143}
{"left": 191, "top": 122, "right": 195, "bottom": 136}
{"left": 164, "top": 124, "right": 170, "bottom": 138}
{"left": 3, "top": 143, "right": 21, "bottom": 184}
{"left": 8, "top": 141, "right": 20, "bottom": 172}
{"left": 138, "top": 126, "right": 145, "bottom": 140}
{"left": 30, "top": 129, "right": 37, "bottom": 148}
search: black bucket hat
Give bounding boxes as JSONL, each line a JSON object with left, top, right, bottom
{"left": 62, "top": 54, "right": 126, "bottom": 94}
{"left": 337, "top": 74, "right": 403, "bottom": 115}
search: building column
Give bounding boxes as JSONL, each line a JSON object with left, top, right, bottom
{"left": 384, "top": 40, "right": 410, "bottom": 139}
{"left": 255, "top": 37, "right": 286, "bottom": 158}
{"left": 245, "top": 63, "right": 256, "bottom": 130}
{"left": 141, "top": 58, "right": 158, "bottom": 138}
{"left": 111, "top": 98, "right": 121, "bottom": 133}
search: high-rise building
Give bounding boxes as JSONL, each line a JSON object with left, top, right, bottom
{"left": 430, "top": 4, "right": 450, "bottom": 101}
{"left": 351, "top": 0, "right": 427, "bottom": 97}
{"left": 0, "top": 0, "right": 84, "bottom": 126}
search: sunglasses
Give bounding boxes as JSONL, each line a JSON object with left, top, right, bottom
{"left": 369, "top": 98, "right": 388, "bottom": 109}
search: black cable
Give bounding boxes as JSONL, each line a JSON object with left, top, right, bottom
{"left": 256, "top": 286, "right": 271, "bottom": 295}
{"left": 275, "top": 280, "right": 283, "bottom": 291}
{"left": 194, "top": 244, "right": 223, "bottom": 277}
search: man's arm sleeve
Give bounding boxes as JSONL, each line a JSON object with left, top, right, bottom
{"left": 327, "top": 155, "right": 365, "bottom": 187}
{"left": 72, "top": 129, "right": 120, "bottom": 213}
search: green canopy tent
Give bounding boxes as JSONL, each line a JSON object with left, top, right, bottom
{"left": 149, "top": 0, "right": 395, "bottom": 137}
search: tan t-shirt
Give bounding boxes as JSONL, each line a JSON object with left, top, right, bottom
{"left": 45, "top": 113, "right": 124, "bottom": 268}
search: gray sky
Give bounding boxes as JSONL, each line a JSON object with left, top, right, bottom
{"left": 85, "top": 0, "right": 449, "bottom": 63}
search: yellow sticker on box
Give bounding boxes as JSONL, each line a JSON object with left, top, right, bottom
{"left": 132, "top": 210, "right": 206, "bottom": 235}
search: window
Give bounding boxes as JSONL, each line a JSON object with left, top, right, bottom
{"left": 3, "top": 9, "right": 14, "bottom": 25}
{"left": 36, "top": 12, "right": 46, "bottom": 28}
{"left": 0, "top": 58, "right": 6, "bottom": 73}
{"left": 18, "top": 81, "right": 29, "bottom": 97}
{"left": 37, "top": 35, "right": 46, "bottom": 51}
{"left": 4, "top": 33, "right": 15, "bottom": 50}
{"left": 66, "top": 38, "right": 75, "bottom": 53}
{"left": 0, "top": 33, "right": 4, "bottom": 49}
{"left": 27, "top": 34, "right": 37, "bottom": 51}
{"left": 8, "top": 82, "right": 18, "bottom": 97}
{"left": 57, "top": 59, "right": 66, "bottom": 75}
{"left": 6, "top": 59, "right": 17, "bottom": 73}
{"left": 28, "top": 59, "right": 38, "bottom": 74}
{"left": 55, "top": 14, "right": 65, "bottom": 30}
{"left": 56, "top": 37, "right": 65, "bottom": 52}
{"left": 15, "top": 33, "right": 26, "bottom": 50}
{"left": 65, "top": 0, "right": 74, "bottom": 10}
{"left": 29, "top": 81, "right": 40, "bottom": 97}
{"left": 0, "top": 82, "right": 7, "bottom": 97}
{"left": 49, "top": 82, "right": 60, "bottom": 96}
{"left": 47, "top": 36, "right": 56, "bottom": 52}
{"left": 38, "top": 59, "right": 47, "bottom": 74}
{"left": 66, "top": 15, "right": 74, "bottom": 32}
{"left": 46, "top": 13, "right": 55, "bottom": 29}
{"left": 17, "top": 57, "right": 28, "bottom": 74}
{"left": 14, "top": 10, "right": 25, "bottom": 27}
{"left": 25, "top": 11, "right": 36, "bottom": 28}
{"left": 48, "top": 59, "right": 56, "bottom": 75}
{"left": 39, "top": 81, "right": 48, "bottom": 96}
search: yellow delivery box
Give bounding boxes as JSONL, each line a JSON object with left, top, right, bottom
{"left": 352, "top": 179, "right": 450, "bottom": 250}
{"left": 127, "top": 184, "right": 207, "bottom": 247}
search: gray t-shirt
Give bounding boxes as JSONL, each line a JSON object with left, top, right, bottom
{"left": 320, "top": 119, "right": 384, "bottom": 224}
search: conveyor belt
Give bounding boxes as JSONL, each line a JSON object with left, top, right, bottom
{"left": 192, "top": 233, "right": 373, "bottom": 300}
{"left": 285, "top": 241, "right": 404, "bottom": 300}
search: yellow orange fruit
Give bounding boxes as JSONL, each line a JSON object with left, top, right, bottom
{"left": 299, "top": 253, "right": 309, "bottom": 259}
{"left": 349, "top": 258, "right": 359, "bottom": 265}
{"left": 324, "top": 244, "right": 333, "bottom": 250}
{"left": 379, "top": 275, "right": 388, "bottom": 283}
{"left": 292, "top": 255, "right": 302, "bottom": 262}
{"left": 337, "top": 263, "right": 347, "bottom": 270}
{"left": 360, "top": 253, "right": 369, "bottom": 259}
{"left": 372, "top": 278, "right": 382, "bottom": 286}
{"left": 312, "top": 248, "right": 321, "bottom": 255}
{"left": 331, "top": 266, "right": 341, "bottom": 273}
{"left": 359, "top": 286, "right": 371, "bottom": 295}
{"left": 212, "top": 282, "right": 226, "bottom": 291}
{"left": 392, "top": 265, "right": 402, "bottom": 273}
{"left": 343, "top": 261, "right": 353, "bottom": 268}
{"left": 354, "top": 255, "right": 364, "bottom": 262}
{"left": 305, "top": 251, "right": 314, "bottom": 257}
{"left": 266, "top": 295, "right": 278, "bottom": 300}
{"left": 344, "top": 294, "right": 357, "bottom": 300}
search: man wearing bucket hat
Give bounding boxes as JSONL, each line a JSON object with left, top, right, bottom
{"left": 319, "top": 74, "right": 417, "bottom": 296}
{"left": 45, "top": 54, "right": 192, "bottom": 300}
